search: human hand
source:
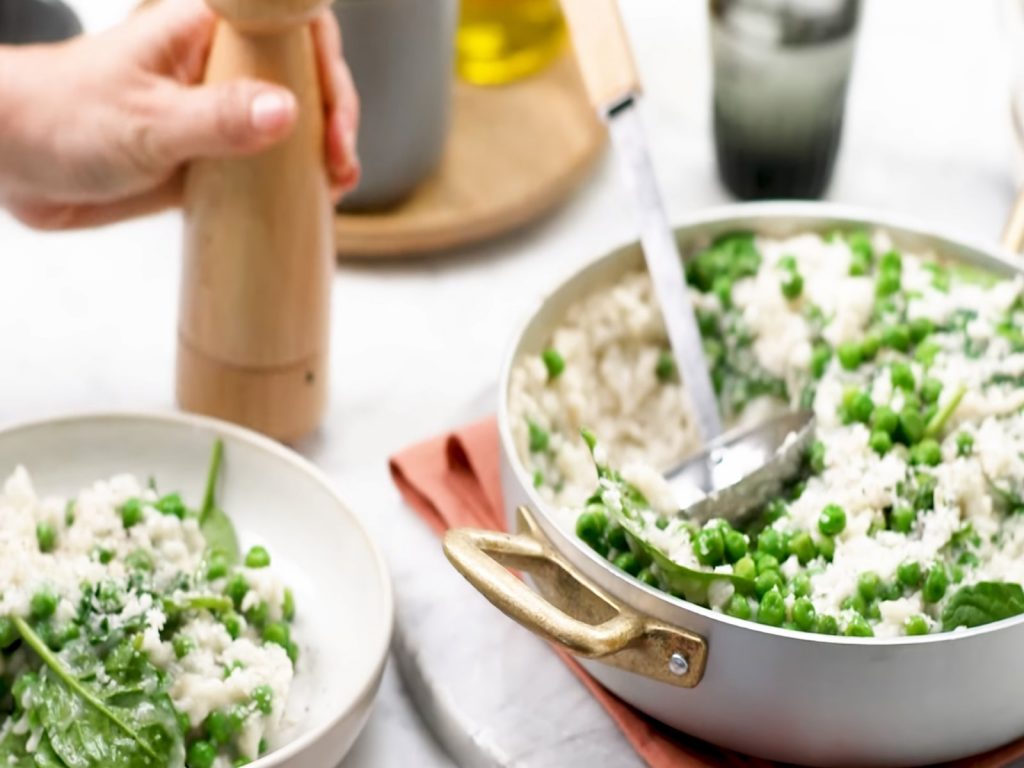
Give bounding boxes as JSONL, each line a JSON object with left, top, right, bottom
{"left": 0, "top": 0, "right": 359, "bottom": 230}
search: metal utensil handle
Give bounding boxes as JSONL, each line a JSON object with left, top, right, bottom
{"left": 443, "top": 506, "right": 707, "bottom": 688}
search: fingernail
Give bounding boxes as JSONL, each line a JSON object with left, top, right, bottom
{"left": 250, "top": 91, "right": 295, "bottom": 133}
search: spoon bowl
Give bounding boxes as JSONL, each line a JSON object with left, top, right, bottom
{"left": 666, "top": 409, "right": 816, "bottom": 525}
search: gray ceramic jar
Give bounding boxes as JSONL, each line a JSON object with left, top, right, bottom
{"left": 333, "top": 0, "right": 457, "bottom": 211}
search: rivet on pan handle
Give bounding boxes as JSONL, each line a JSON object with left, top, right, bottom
{"left": 443, "top": 506, "right": 707, "bottom": 688}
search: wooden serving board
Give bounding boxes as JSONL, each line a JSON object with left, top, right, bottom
{"left": 334, "top": 53, "right": 606, "bottom": 259}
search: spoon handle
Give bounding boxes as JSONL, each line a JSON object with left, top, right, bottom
{"left": 560, "top": 0, "right": 724, "bottom": 442}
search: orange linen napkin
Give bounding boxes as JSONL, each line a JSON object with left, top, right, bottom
{"left": 389, "top": 417, "right": 1024, "bottom": 768}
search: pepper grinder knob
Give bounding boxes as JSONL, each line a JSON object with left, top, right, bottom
{"left": 177, "top": 0, "right": 333, "bottom": 443}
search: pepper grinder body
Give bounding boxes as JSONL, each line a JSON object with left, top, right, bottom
{"left": 177, "top": 0, "right": 333, "bottom": 443}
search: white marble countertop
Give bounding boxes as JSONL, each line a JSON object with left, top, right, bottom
{"left": 2, "top": 1, "right": 1021, "bottom": 766}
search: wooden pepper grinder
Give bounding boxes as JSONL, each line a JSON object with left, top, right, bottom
{"left": 177, "top": 0, "right": 333, "bottom": 443}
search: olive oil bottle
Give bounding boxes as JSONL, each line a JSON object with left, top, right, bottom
{"left": 457, "top": 0, "right": 566, "bottom": 85}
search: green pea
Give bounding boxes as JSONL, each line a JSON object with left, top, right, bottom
{"left": 263, "top": 622, "right": 290, "bottom": 649}
{"left": 188, "top": 741, "right": 217, "bottom": 768}
{"left": 655, "top": 351, "right": 677, "bottom": 383}
{"left": 882, "top": 324, "right": 911, "bottom": 352}
{"left": 837, "top": 342, "right": 862, "bottom": 371}
{"left": 206, "top": 550, "right": 229, "bottom": 581}
{"left": 899, "top": 407, "right": 926, "bottom": 445}
{"left": 781, "top": 272, "right": 804, "bottom": 300}
{"left": 786, "top": 573, "right": 810, "bottom": 599}
{"left": 696, "top": 308, "right": 719, "bottom": 335}
{"left": 904, "top": 614, "right": 930, "bottom": 636}
{"left": 252, "top": 684, "right": 274, "bottom": 715}
{"left": 244, "top": 546, "right": 271, "bottom": 569}
{"left": 605, "top": 525, "right": 628, "bottom": 553}
{"left": 64, "top": 500, "right": 75, "bottom": 528}
{"left": 575, "top": 508, "right": 608, "bottom": 552}
{"left": 869, "top": 430, "right": 892, "bottom": 456}
{"left": 844, "top": 615, "right": 875, "bottom": 637}
{"left": 955, "top": 432, "right": 974, "bottom": 457}
{"left": 725, "top": 593, "right": 752, "bottom": 620}
{"left": 792, "top": 597, "right": 816, "bottom": 631}
{"left": 532, "top": 470, "right": 544, "bottom": 488}
{"left": 818, "top": 503, "right": 846, "bottom": 536}
{"left": 849, "top": 250, "right": 870, "bottom": 276}
{"left": 246, "top": 601, "right": 269, "bottom": 630}
{"left": 285, "top": 641, "right": 299, "bottom": 665}
{"left": 541, "top": 348, "right": 565, "bottom": 380}
{"left": 637, "top": 568, "right": 659, "bottom": 588}
{"left": 693, "top": 528, "right": 725, "bottom": 566}
{"left": 755, "top": 553, "right": 780, "bottom": 574}
{"left": 882, "top": 580, "right": 903, "bottom": 601}
{"left": 922, "top": 565, "right": 948, "bottom": 603}
{"left": 755, "top": 570, "right": 784, "bottom": 599}
{"left": 282, "top": 588, "right": 295, "bottom": 622}
{"left": 757, "top": 589, "right": 786, "bottom": 626}
{"left": 849, "top": 392, "right": 874, "bottom": 424}
{"left": 897, "top": 560, "right": 922, "bottom": 588}
{"left": 778, "top": 254, "right": 798, "bottom": 271}
{"left": 223, "top": 612, "right": 245, "bottom": 640}
{"left": 841, "top": 593, "right": 868, "bottom": 616}
{"left": 204, "top": 709, "right": 240, "bottom": 745}
{"left": 880, "top": 250, "right": 903, "bottom": 272}
{"left": 0, "top": 617, "right": 17, "bottom": 650}
{"left": 857, "top": 571, "right": 881, "bottom": 601}
{"left": 817, "top": 535, "right": 836, "bottom": 561}
{"left": 815, "top": 614, "right": 839, "bottom": 634}
{"left": 756, "top": 528, "right": 786, "bottom": 560}
{"left": 876, "top": 269, "right": 901, "bottom": 298}
{"left": 889, "top": 505, "right": 916, "bottom": 534}
{"left": 173, "top": 634, "right": 195, "bottom": 660}
{"left": 861, "top": 330, "right": 883, "bottom": 360}
{"left": 733, "top": 556, "right": 756, "bottom": 582}
{"left": 527, "top": 421, "right": 549, "bottom": 453}
{"left": 613, "top": 551, "right": 642, "bottom": 576}
{"left": 915, "top": 341, "right": 941, "bottom": 367}
{"left": 225, "top": 574, "right": 249, "bottom": 609}
{"left": 951, "top": 564, "right": 964, "bottom": 584}
{"left": 36, "top": 521, "right": 56, "bottom": 554}
{"left": 155, "top": 493, "right": 187, "bottom": 520}
{"left": 909, "top": 317, "right": 934, "bottom": 343}
{"left": 808, "top": 440, "right": 826, "bottom": 474}
{"left": 30, "top": 589, "right": 57, "bottom": 620}
{"left": 120, "top": 498, "right": 143, "bottom": 528}
{"left": 920, "top": 377, "right": 943, "bottom": 405}
{"left": 810, "top": 343, "right": 832, "bottom": 380}
{"left": 870, "top": 406, "right": 899, "bottom": 436}
{"left": 723, "top": 530, "right": 748, "bottom": 562}
{"left": 891, "top": 362, "right": 915, "bottom": 391}
{"left": 789, "top": 532, "right": 817, "bottom": 565}
{"left": 911, "top": 438, "right": 942, "bottom": 467}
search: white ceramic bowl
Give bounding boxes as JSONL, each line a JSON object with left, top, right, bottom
{"left": 0, "top": 411, "right": 393, "bottom": 768}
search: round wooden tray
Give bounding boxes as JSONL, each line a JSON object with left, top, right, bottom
{"left": 334, "top": 53, "right": 606, "bottom": 259}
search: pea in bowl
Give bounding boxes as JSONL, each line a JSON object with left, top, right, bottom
{"left": 445, "top": 202, "right": 1024, "bottom": 766}
{"left": 0, "top": 411, "right": 392, "bottom": 768}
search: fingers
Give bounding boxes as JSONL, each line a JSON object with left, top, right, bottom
{"left": 150, "top": 79, "right": 298, "bottom": 165}
{"left": 7, "top": 176, "right": 183, "bottom": 230}
{"left": 312, "top": 9, "right": 360, "bottom": 199}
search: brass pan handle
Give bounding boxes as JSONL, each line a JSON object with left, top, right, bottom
{"left": 443, "top": 506, "right": 707, "bottom": 688}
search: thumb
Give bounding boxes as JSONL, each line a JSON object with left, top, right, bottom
{"left": 155, "top": 79, "right": 298, "bottom": 163}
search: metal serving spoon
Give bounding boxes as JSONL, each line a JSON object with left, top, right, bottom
{"left": 559, "top": 0, "right": 817, "bottom": 523}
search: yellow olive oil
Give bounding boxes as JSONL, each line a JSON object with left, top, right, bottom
{"left": 456, "top": 0, "right": 566, "bottom": 85}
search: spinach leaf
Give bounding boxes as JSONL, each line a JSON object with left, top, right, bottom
{"left": 199, "top": 439, "right": 239, "bottom": 566}
{"left": 581, "top": 430, "right": 754, "bottom": 604}
{"left": 0, "top": 728, "right": 34, "bottom": 767}
{"left": 13, "top": 619, "right": 184, "bottom": 768}
{"left": 941, "top": 582, "right": 1024, "bottom": 631}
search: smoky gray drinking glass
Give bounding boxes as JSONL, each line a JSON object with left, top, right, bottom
{"left": 333, "top": 0, "right": 457, "bottom": 211}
